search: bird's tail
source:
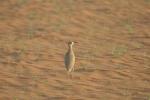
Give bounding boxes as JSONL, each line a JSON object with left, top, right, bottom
{"left": 68, "top": 68, "right": 72, "bottom": 73}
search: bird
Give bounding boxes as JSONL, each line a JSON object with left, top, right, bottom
{"left": 64, "top": 41, "right": 77, "bottom": 77}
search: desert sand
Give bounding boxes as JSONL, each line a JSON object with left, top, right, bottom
{"left": 0, "top": 0, "right": 150, "bottom": 100}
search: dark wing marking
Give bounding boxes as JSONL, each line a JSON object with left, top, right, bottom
{"left": 64, "top": 52, "right": 69, "bottom": 70}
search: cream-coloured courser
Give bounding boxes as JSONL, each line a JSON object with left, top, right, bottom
{"left": 64, "top": 42, "right": 77, "bottom": 73}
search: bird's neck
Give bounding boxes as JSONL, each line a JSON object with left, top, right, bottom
{"left": 68, "top": 45, "right": 73, "bottom": 51}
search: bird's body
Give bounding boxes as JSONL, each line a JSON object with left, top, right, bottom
{"left": 64, "top": 42, "right": 75, "bottom": 73}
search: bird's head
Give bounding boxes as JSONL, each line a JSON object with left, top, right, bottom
{"left": 68, "top": 41, "right": 77, "bottom": 46}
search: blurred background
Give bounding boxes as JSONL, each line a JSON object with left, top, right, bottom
{"left": 0, "top": 0, "right": 150, "bottom": 100}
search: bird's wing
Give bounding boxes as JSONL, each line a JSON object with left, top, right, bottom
{"left": 64, "top": 52, "right": 69, "bottom": 70}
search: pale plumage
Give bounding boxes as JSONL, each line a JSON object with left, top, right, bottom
{"left": 64, "top": 42, "right": 76, "bottom": 73}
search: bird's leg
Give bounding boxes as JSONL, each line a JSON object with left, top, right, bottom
{"left": 70, "top": 72, "right": 73, "bottom": 79}
{"left": 67, "top": 72, "right": 72, "bottom": 79}
{"left": 67, "top": 71, "right": 70, "bottom": 78}
{"left": 72, "top": 67, "right": 75, "bottom": 71}
{"left": 67, "top": 72, "right": 73, "bottom": 79}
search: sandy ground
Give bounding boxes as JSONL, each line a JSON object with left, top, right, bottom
{"left": 0, "top": 0, "right": 150, "bottom": 100}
